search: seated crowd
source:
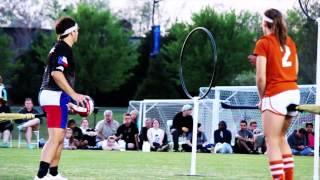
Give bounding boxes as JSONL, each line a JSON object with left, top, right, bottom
{"left": 0, "top": 99, "right": 317, "bottom": 156}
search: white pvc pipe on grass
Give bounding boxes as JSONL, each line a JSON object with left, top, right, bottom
{"left": 190, "top": 96, "right": 200, "bottom": 176}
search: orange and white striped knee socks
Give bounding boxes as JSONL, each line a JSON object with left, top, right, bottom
{"left": 269, "top": 160, "right": 285, "bottom": 180}
{"left": 283, "top": 154, "right": 294, "bottom": 180}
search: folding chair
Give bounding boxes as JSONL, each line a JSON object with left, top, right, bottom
{"left": 18, "top": 129, "right": 40, "bottom": 148}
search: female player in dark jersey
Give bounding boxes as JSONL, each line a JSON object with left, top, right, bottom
{"left": 35, "top": 17, "right": 86, "bottom": 180}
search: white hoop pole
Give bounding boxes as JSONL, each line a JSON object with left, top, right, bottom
{"left": 314, "top": 17, "right": 320, "bottom": 180}
{"left": 190, "top": 96, "right": 200, "bottom": 176}
{"left": 138, "top": 101, "right": 143, "bottom": 132}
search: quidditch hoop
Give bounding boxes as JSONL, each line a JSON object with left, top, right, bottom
{"left": 179, "top": 27, "right": 217, "bottom": 99}
{"left": 298, "top": 0, "right": 317, "bottom": 21}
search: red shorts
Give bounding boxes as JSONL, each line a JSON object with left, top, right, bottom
{"left": 39, "top": 90, "right": 70, "bottom": 128}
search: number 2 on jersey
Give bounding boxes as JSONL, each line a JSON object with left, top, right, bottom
{"left": 281, "top": 45, "right": 292, "bottom": 67}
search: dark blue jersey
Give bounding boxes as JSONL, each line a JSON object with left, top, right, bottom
{"left": 15, "top": 107, "right": 41, "bottom": 124}
{"left": 40, "top": 41, "right": 75, "bottom": 91}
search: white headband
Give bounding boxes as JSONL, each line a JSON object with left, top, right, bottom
{"left": 61, "top": 23, "right": 79, "bottom": 36}
{"left": 263, "top": 15, "right": 273, "bottom": 23}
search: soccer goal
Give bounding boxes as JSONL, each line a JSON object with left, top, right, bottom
{"left": 128, "top": 85, "right": 316, "bottom": 145}
{"left": 128, "top": 85, "right": 317, "bottom": 177}
{"left": 128, "top": 99, "right": 215, "bottom": 143}
{"left": 199, "top": 85, "right": 316, "bottom": 141}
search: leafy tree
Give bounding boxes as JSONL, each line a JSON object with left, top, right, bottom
{"left": 31, "top": 4, "right": 138, "bottom": 98}
{"left": 134, "top": 23, "right": 189, "bottom": 99}
{"left": 0, "top": 0, "right": 61, "bottom": 27}
{"left": 78, "top": 0, "right": 109, "bottom": 9}
{"left": 71, "top": 5, "right": 138, "bottom": 95}
{"left": 286, "top": 3, "right": 319, "bottom": 84}
{"left": 7, "top": 31, "right": 53, "bottom": 103}
{"left": 0, "top": 30, "right": 14, "bottom": 81}
{"left": 160, "top": 8, "right": 259, "bottom": 95}
{"left": 231, "top": 71, "right": 256, "bottom": 86}
{"left": 9, "top": 50, "right": 45, "bottom": 102}
{"left": 135, "top": 59, "right": 179, "bottom": 99}
{"left": 114, "top": 0, "right": 171, "bottom": 37}
{"left": 0, "top": 0, "right": 63, "bottom": 58}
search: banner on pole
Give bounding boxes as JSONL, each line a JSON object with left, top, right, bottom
{"left": 151, "top": 25, "right": 160, "bottom": 57}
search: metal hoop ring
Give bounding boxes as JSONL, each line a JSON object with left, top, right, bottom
{"left": 179, "top": 27, "right": 217, "bottom": 100}
{"left": 298, "top": 0, "right": 316, "bottom": 21}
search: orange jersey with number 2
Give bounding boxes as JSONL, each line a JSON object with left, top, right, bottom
{"left": 254, "top": 34, "right": 298, "bottom": 97}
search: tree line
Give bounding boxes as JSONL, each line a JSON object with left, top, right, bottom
{"left": 0, "top": 2, "right": 318, "bottom": 106}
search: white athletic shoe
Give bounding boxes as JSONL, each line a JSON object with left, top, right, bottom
{"left": 34, "top": 175, "right": 50, "bottom": 180}
{"left": 47, "top": 173, "right": 68, "bottom": 180}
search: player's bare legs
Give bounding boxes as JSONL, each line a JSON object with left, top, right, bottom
{"left": 280, "top": 116, "right": 294, "bottom": 180}
{"left": 48, "top": 141, "right": 64, "bottom": 178}
{"left": 262, "top": 110, "right": 286, "bottom": 180}
{"left": 40, "top": 128, "right": 65, "bottom": 162}
{"left": 37, "top": 128, "right": 65, "bottom": 178}
{"left": 50, "top": 141, "right": 64, "bottom": 167}
{"left": 279, "top": 116, "right": 292, "bottom": 155}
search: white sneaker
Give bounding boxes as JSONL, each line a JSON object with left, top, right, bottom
{"left": 34, "top": 175, "right": 50, "bottom": 180}
{"left": 47, "top": 173, "right": 68, "bottom": 180}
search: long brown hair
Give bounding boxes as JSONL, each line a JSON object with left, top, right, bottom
{"left": 264, "top": 9, "right": 288, "bottom": 50}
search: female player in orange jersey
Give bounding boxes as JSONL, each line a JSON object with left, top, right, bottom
{"left": 254, "top": 8, "right": 299, "bottom": 180}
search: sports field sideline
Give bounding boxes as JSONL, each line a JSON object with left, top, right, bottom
{"left": 0, "top": 148, "right": 314, "bottom": 180}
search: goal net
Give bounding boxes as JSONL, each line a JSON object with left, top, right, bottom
{"left": 128, "top": 85, "right": 315, "bottom": 145}
{"left": 199, "top": 85, "right": 316, "bottom": 144}
{"left": 128, "top": 99, "right": 215, "bottom": 143}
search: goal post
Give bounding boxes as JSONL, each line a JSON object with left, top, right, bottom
{"left": 128, "top": 99, "right": 215, "bottom": 144}
{"left": 200, "top": 85, "right": 316, "bottom": 141}
{"left": 128, "top": 85, "right": 316, "bottom": 145}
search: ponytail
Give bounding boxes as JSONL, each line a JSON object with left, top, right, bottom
{"left": 264, "top": 9, "right": 288, "bottom": 50}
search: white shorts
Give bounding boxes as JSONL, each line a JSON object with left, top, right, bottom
{"left": 38, "top": 90, "right": 70, "bottom": 128}
{"left": 261, "top": 89, "right": 300, "bottom": 116}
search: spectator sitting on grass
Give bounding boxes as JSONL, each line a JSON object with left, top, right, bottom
{"left": 0, "top": 75, "right": 8, "bottom": 102}
{"left": 147, "top": 119, "right": 165, "bottom": 151}
{"left": 80, "top": 118, "right": 97, "bottom": 147}
{"left": 0, "top": 97, "right": 13, "bottom": 148}
{"left": 95, "top": 110, "right": 119, "bottom": 143}
{"left": 171, "top": 104, "right": 193, "bottom": 152}
{"left": 63, "top": 128, "right": 77, "bottom": 150}
{"left": 80, "top": 117, "right": 90, "bottom": 134}
{"left": 68, "top": 119, "right": 88, "bottom": 149}
{"left": 16, "top": 98, "right": 42, "bottom": 149}
{"left": 130, "top": 109, "right": 139, "bottom": 127}
{"left": 305, "top": 123, "right": 314, "bottom": 149}
{"left": 115, "top": 113, "right": 139, "bottom": 150}
{"left": 248, "top": 120, "right": 266, "bottom": 154}
{"left": 101, "top": 135, "right": 120, "bottom": 151}
{"left": 288, "top": 128, "right": 313, "bottom": 156}
{"left": 235, "top": 120, "right": 255, "bottom": 154}
{"left": 182, "top": 123, "right": 210, "bottom": 153}
{"left": 213, "top": 121, "right": 233, "bottom": 154}
{"left": 139, "top": 118, "right": 152, "bottom": 149}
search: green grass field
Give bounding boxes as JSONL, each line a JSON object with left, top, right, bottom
{"left": 3, "top": 107, "right": 316, "bottom": 179}
{"left": 0, "top": 148, "right": 315, "bottom": 180}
